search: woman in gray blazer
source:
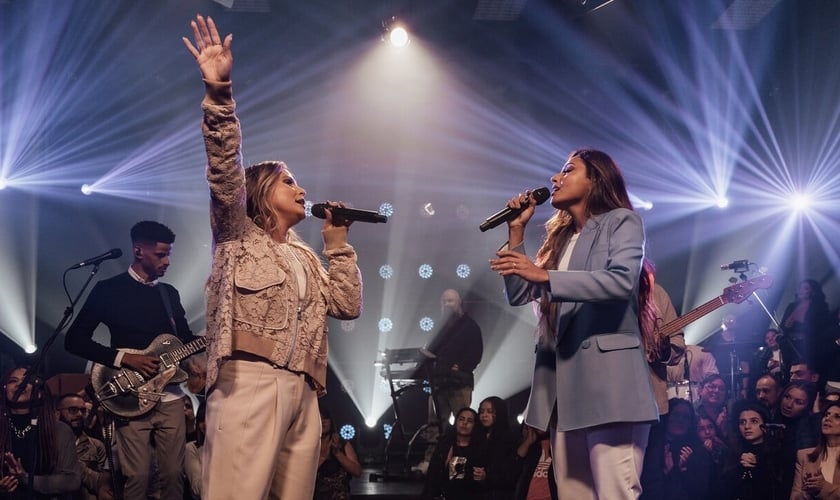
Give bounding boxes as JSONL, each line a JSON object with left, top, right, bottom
{"left": 490, "top": 149, "right": 659, "bottom": 499}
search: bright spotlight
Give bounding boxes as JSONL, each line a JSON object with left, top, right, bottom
{"left": 365, "top": 416, "right": 377, "bottom": 428}
{"left": 789, "top": 193, "right": 812, "bottom": 212}
{"left": 390, "top": 27, "right": 409, "bottom": 47}
{"left": 715, "top": 197, "right": 729, "bottom": 208}
{"left": 382, "top": 16, "right": 410, "bottom": 48}
{"left": 0, "top": 178, "right": 7, "bottom": 190}
{"left": 24, "top": 344, "right": 37, "bottom": 354}
{"left": 81, "top": 184, "right": 93, "bottom": 195}
{"left": 383, "top": 423, "right": 393, "bottom": 440}
{"left": 516, "top": 413, "right": 524, "bottom": 424}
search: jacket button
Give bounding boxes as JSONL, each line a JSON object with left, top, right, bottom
{"left": 581, "top": 340, "right": 591, "bottom": 349}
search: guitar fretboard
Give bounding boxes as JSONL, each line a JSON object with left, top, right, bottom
{"left": 168, "top": 337, "right": 207, "bottom": 363}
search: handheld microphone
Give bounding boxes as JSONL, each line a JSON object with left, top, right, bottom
{"left": 720, "top": 259, "right": 750, "bottom": 271}
{"left": 310, "top": 203, "right": 387, "bottom": 224}
{"left": 479, "top": 187, "right": 551, "bottom": 232}
{"left": 68, "top": 248, "right": 123, "bottom": 270}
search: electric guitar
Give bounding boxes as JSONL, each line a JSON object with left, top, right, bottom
{"left": 90, "top": 334, "right": 206, "bottom": 418}
{"left": 658, "top": 274, "right": 774, "bottom": 337}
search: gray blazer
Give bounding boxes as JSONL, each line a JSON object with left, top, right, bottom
{"left": 504, "top": 208, "right": 659, "bottom": 432}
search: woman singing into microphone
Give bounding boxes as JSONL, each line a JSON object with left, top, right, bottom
{"left": 490, "top": 149, "right": 658, "bottom": 499}
{"left": 183, "top": 15, "right": 363, "bottom": 499}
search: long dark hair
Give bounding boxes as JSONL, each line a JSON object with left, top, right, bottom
{"left": 479, "top": 396, "right": 512, "bottom": 443}
{"left": 0, "top": 367, "right": 60, "bottom": 473}
{"left": 534, "top": 149, "right": 656, "bottom": 355}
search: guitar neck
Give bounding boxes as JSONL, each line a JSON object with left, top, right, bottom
{"left": 659, "top": 296, "right": 726, "bottom": 337}
{"left": 165, "top": 337, "right": 207, "bottom": 363}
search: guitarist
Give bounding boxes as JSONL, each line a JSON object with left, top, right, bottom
{"left": 65, "top": 220, "right": 196, "bottom": 500}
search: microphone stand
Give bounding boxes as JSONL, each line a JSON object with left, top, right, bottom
{"left": 13, "top": 263, "right": 102, "bottom": 403}
{"left": 10, "top": 263, "right": 102, "bottom": 500}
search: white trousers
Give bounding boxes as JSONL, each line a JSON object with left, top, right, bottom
{"left": 202, "top": 359, "right": 320, "bottom": 500}
{"left": 551, "top": 422, "right": 650, "bottom": 500}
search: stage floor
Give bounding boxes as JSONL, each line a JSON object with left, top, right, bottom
{"left": 350, "top": 467, "right": 425, "bottom": 499}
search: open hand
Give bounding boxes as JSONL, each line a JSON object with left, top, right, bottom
{"left": 182, "top": 15, "right": 233, "bottom": 82}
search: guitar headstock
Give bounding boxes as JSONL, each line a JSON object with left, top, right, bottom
{"left": 721, "top": 275, "right": 773, "bottom": 304}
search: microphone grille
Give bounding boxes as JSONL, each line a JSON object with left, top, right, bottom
{"left": 310, "top": 203, "right": 328, "bottom": 219}
{"left": 532, "top": 187, "right": 551, "bottom": 205}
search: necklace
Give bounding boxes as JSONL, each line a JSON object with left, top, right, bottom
{"left": 9, "top": 419, "right": 32, "bottom": 438}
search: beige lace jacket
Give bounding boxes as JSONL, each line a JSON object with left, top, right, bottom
{"left": 201, "top": 81, "right": 362, "bottom": 393}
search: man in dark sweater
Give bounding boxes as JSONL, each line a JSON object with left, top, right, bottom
{"left": 424, "top": 289, "right": 484, "bottom": 428}
{"left": 64, "top": 220, "right": 194, "bottom": 500}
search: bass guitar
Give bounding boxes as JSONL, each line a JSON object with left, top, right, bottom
{"left": 91, "top": 334, "right": 206, "bottom": 418}
{"left": 658, "top": 274, "right": 773, "bottom": 337}
{"left": 661, "top": 275, "right": 773, "bottom": 401}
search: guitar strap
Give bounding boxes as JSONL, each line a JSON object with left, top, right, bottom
{"left": 157, "top": 284, "right": 178, "bottom": 336}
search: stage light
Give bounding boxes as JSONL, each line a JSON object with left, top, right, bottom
{"left": 788, "top": 193, "right": 812, "bottom": 212}
{"left": 378, "top": 318, "right": 393, "bottom": 333}
{"left": 379, "top": 265, "right": 394, "bottom": 279}
{"left": 418, "top": 264, "right": 433, "bottom": 279}
{"left": 81, "top": 184, "right": 93, "bottom": 195}
{"left": 340, "top": 424, "right": 357, "bottom": 440}
{"left": 24, "top": 344, "right": 37, "bottom": 354}
{"left": 381, "top": 17, "right": 410, "bottom": 48}
{"left": 516, "top": 413, "right": 524, "bottom": 424}
{"left": 715, "top": 197, "right": 729, "bottom": 208}
{"left": 379, "top": 202, "right": 394, "bottom": 217}
{"left": 422, "top": 203, "right": 435, "bottom": 217}
{"left": 304, "top": 200, "right": 313, "bottom": 217}
{"left": 419, "top": 317, "right": 434, "bottom": 331}
{"left": 0, "top": 178, "right": 7, "bottom": 190}
{"left": 456, "top": 264, "right": 471, "bottom": 278}
{"left": 364, "top": 416, "right": 377, "bottom": 428}
{"left": 383, "top": 423, "right": 393, "bottom": 440}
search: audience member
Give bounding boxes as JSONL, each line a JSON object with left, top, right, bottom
{"left": 755, "top": 374, "right": 783, "bottom": 422}
{"left": 0, "top": 367, "right": 81, "bottom": 498}
{"left": 789, "top": 401, "right": 840, "bottom": 500}
{"left": 753, "top": 328, "right": 793, "bottom": 384}
{"left": 780, "top": 279, "right": 833, "bottom": 374}
{"left": 695, "top": 374, "right": 729, "bottom": 438}
{"left": 697, "top": 414, "right": 728, "bottom": 494}
{"left": 477, "top": 396, "right": 516, "bottom": 499}
{"left": 424, "top": 407, "right": 486, "bottom": 499}
{"left": 314, "top": 406, "right": 362, "bottom": 500}
{"left": 56, "top": 393, "right": 113, "bottom": 500}
{"left": 779, "top": 380, "right": 820, "bottom": 498}
{"left": 720, "top": 400, "right": 782, "bottom": 500}
{"left": 512, "top": 426, "right": 557, "bottom": 500}
{"left": 659, "top": 398, "right": 713, "bottom": 500}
